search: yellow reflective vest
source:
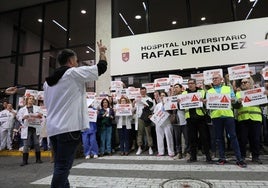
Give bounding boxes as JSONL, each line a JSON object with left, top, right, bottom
{"left": 182, "top": 89, "right": 205, "bottom": 119}
{"left": 207, "top": 86, "right": 234, "bottom": 118}
{"left": 236, "top": 91, "right": 262, "bottom": 122}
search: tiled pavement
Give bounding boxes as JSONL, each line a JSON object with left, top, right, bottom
{"left": 30, "top": 155, "right": 268, "bottom": 188}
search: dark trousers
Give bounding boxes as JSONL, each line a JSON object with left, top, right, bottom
{"left": 238, "top": 120, "right": 261, "bottom": 159}
{"left": 212, "top": 117, "right": 242, "bottom": 161}
{"left": 187, "top": 118, "right": 210, "bottom": 158}
{"left": 118, "top": 126, "right": 130, "bottom": 153}
{"left": 173, "top": 124, "right": 189, "bottom": 154}
{"left": 50, "top": 131, "right": 81, "bottom": 188}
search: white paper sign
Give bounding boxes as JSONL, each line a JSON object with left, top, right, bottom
{"left": 179, "top": 92, "right": 203, "bottom": 109}
{"left": 154, "top": 77, "right": 170, "bottom": 91}
{"left": 240, "top": 87, "right": 268, "bottom": 107}
{"left": 25, "top": 89, "right": 38, "bottom": 99}
{"left": 169, "top": 74, "right": 183, "bottom": 85}
{"left": 142, "top": 83, "right": 155, "bottom": 93}
{"left": 115, "top": 104, "right": 132, "bottom": 116}
{"left": 228, "top": 64, "right": 250, "bottom": 80}
{"left": 262, "top": 66, "right": 268, "bottom": 80}
{"left": 128, "top": 87, "right": 140, "bottom": 99}
{"left": 203, "top": 69, "right": 223, "bottom": 85}
{"left": 88, "top": 108, "right": 97, "bottom": 122}
{"left": 150, "top": 108, "right": 170, "bottom": 126}
{"left": 206, "top": 93, "right": 231, "bottom": 109}
{"left": 110, "top": 81, "right": 123, "bottom": 91}
{"left": 163, "top": 96, "right": 178, "bottom": 110}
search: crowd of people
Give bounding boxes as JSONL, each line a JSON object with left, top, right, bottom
{"left": 1, "top": 41, "right": 268, "bottom": 187}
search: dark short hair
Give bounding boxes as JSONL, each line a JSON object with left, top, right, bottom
{"left": 57, "top": 49, "right": 77, "bottom": 66}
{"left": 140, "top": 87, "right": 147, "bottom": 90}
{"left": 174, "top": 83, "right": 182, "bottom": 88}
{"left": 188, "top": 78, "right": 196, "bottom": 84}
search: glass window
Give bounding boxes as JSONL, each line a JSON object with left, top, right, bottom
{"left": 69, "top": 0, "right": 96, "bottom": 47}
{"left": 20, "top": 5, "right": 42, "bottom": 53}
{"left": 190, "top": 0, "right": 233, "bottom": 26}
{"left": 0, "top": 57, "right": 14, "bottom": 88}
{"left": 0, "top": 11, "right": 19, "bottom": 57}
{"left": 44, "top": 1, "right": 67, "bottom": 50}
{"left": 149, "top": 0, "right": 188, "bottom": 32}
{"left": 236, "top": 0, "right": 268, "bottom": 20}
{"left": 17, "top": 54, "right": 40, "bottom": 87}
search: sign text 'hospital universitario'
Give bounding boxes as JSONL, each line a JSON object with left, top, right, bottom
{"left": 111, "top": 17, "right": 268, "bottom": 76}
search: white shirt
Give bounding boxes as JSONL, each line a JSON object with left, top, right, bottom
{"left": 43, "top": 66, "right": 98, "bottom": 137}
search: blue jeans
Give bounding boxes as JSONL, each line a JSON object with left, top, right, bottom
{"left": 99, "top": 126, "right": 112, "bottom": 154}
{"left": 212, "top": 117, "right": 242, "bottom": 161}
{"left": 82, "top": 132, "right": 99, "bottom": 156}
{"left": 50, "top": 131, "right": 81, "bottom": 188}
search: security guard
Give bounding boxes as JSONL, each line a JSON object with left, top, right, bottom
{"left": 235, "top": 78, "right": 263, "bottom": 164}
{"left": 206, "top": 73, "right": 246, "bottom": 168}
{"left": 182, "top": 78, "right": 212, "bottom": 163}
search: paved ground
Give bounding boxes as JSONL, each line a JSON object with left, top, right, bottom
{"left": 0, "top": 150, "right": 268, "bottom": 188}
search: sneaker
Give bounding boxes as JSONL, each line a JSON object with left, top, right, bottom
{"left": 93, "top": 155, "right": 98, "bottom": 159}
{"left": 157, "top": 153, "right": 164, "bottom": 157}
{"left": 173, "top": 153, "right": 183, "bottom": 160}
{"left": 85, "top": 155, "right": 90, "bottom": 159}
{"left": 136, "top": 147, "right": 142, "bottom": 155}
{"left": 217, "top": 159, "right": 227, "bottom": 165}
{"left": 252, "top": 158, "right": 262, "bottom": 164}
{"left": 236, "top": 160, "right": 247, "bottom": 168}
{"left": 149, "top": 147, "right": 153, "bottom": 155}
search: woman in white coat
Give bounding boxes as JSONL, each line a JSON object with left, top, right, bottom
{"left": 154, "top": 91, "right": 175, "bottom": 157}
{"left": 115, "top": 96, "right": 133, "bottom": 155}
{"left": 17, "top": 95, "right": 43, "bottom": 166}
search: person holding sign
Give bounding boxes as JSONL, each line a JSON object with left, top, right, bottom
{"left": 235, "top": 78, "right": 263, "bottom": 164}
{"left": 153, "top": 91, "right": 175, "bottom": 157}
{"left": 115, "top": 96, "right": 133, "bottom": 156}
{"left": 182, "top": 79, "right": 212, "bottom": 163}
{"left": 206, "top": 73, "right": 247, "bottom": 168}
{"left": 172, "top": 83, "right": 188, "bottom": 159}
{"left": 82, "top": 105, "right": 99, "bottom": 159}
{"left": 17, "top": 95, "right": 43, "bottom": 166}
{"left": 135, "top": 87, "right": 154, "bottom": 155}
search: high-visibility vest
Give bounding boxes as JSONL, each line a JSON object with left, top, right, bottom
{"left": 207, "top": 86, "right": 234, "bottom": 118}
{"left": 182, "top": 90, "right": 205, "bottom": 119}
{"left": 236, "top": 91, "right": 262, "bottom": 122}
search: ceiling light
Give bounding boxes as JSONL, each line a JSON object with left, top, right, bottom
{"left": 81, "top": 10, "right": 86, "bottom": 14}
{"left": 142, "top": 2, "right": 147, "bottom": 11}
{"left": 201, "top": 17, "right": 206, "bottom": 21}
{"left": 135, "top": 15, "right": 142, "bottom": 19}
{"left": 68, "top": 38, "right": 71, "bottom": 41}
{"left": 172, "top": 21, "right": 177, "bottom": 25}
{"left": 37, "top": 19, "right": 42, "bottom": 23}
{"left": 86, "top": 50, "right": 90, "bottom": 53}
{"left": 249, "top": 0, "right": 255, "bottom": 2}
{"left": 52, "top": 19, "right": 67, "bottom": 31}
{"left": 87, "top": 46, "right": 95, "bottom": 52}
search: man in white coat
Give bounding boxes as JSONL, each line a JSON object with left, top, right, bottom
{"left": 0, "top": 103, "right": 16, "bottom": 150}
{"left": 44, "top": 40, "right": 108, "bottom": 188}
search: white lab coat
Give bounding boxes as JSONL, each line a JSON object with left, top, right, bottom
{"left": 44, "top": 65, "right": 99, "bottom": 137}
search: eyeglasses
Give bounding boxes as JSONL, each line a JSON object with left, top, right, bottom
{"left": 241, "top": 81, "right": 249, "bottom": 84}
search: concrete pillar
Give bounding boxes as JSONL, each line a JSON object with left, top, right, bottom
{"left": 95, "top": 0, "right": 111, "bottom": 95}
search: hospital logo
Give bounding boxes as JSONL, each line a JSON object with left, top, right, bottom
{"left": 122, "top": 48, "right": 129, "bottom": 62}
